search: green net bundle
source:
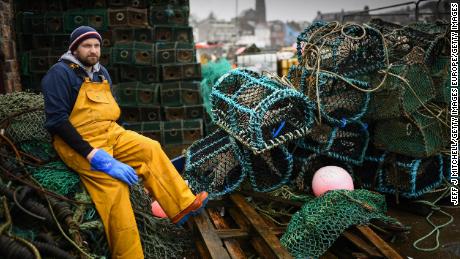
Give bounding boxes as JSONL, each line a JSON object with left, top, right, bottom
{"left": 280, "top": 189, "right": 396, "bottom": 259}
{"left": 369, "top": 18, "right": 441, "bottom": 63}
{"left": 210, "top": 68, "right": 315, "bottom": 154}
{"left": 29, "top": 161, "right": 81, "bottom": 197}
{"left": 200, "top": 58, "right": 233, "bottom": 117}
{"left": 0, "top": 92, "right": 50, "bottom": 143}
{"left": 0, "top": 91, "right": 45, "bottom": 121}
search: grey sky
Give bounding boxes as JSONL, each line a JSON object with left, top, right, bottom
{"left": 190, "top": 0, "right": 414, "bottom": 22}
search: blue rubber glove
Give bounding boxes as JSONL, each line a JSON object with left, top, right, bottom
{"left": 89, "top": 149, "right": 138, "bottom": 186}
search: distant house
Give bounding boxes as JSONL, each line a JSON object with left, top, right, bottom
{"left": 314, "top": 1, "right": 449, "bottom": 25}
{"left": 195, "top": 13, "right": 237, "bottom": 43}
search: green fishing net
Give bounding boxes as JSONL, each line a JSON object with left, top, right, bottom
{"left": 200, "top": 58, "right": 232, "bottom": 117}
{"left": 0, "top": 92, "right": 44, "bottom": 121}
{"left": 280, "top": 189, "right": 396, "bottom": 259}
{"left": 29, "top": 161, "right": 80, "bottom": 197}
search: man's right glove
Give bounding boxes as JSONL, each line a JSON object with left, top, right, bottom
{"left": 89, "top": 149, "right": 138, "bottom": 186}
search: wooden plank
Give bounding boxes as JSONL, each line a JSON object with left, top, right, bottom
{"left": 216, "top": 229, "right": 249, "bottom": 239}
{"left": 229, "top": 207, "right": 276, "bottom": 259}
{"left": 351, "top": 252, "right": 370, "bottom": 259}
{"left": 230, "top": 194, "right": 293, "bottom": 259}
{"left": 320, "top": 251, "right": 339, "bottom": 259}
{"left": 207, "top": 208, "right": 247, "bottom": 259}
{"left": 356, "top": 225, "right": 403, "bottom": 259}
{"left": 195, "top": 239, "right": 212, "bottom": 259}
{"left": 342, "top": 231, "right": 383, "bottom": 258}
{"left": 192, "top": 211, "right": 232, "bottom": 259}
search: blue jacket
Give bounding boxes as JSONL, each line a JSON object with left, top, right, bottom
{"left": 42, "top": 54, "right": 112, "bottom": 133}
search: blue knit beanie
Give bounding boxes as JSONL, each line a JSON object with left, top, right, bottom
{"left": 69, "top": 26, "right": 102, "bottom": 52}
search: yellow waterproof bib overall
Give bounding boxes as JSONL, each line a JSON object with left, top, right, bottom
{"left": 53, "top": 77, "right": 195, "bottom": 258}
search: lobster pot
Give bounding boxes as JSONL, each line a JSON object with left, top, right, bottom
{"left": 299, "top": 121, "right": 369, "bottom": 165}
{"left": 425, "top": 35, "right": 450, "bottom": 104}
{"left": 366, "top": 49, "right": 436, "bottom": 120}
{"left": 113, "top": 82, "right": 160, "bottom": 107}
{"left": 376, "top": 154, "right": 447, "bottom": 199}
{"left": 369, "top": 18, "right": 442, "bottom": 63}
{"left": 210, "top": 69, "right": 315, "bottom": 154}
{"left": 244, "top": 145, "right": 293, "bottom": 192}
{"left": 288, "top": 65, "right": 371, "bottom": 124}
{"left": 374, "top": 110, "right": 447, "bottom": 158}
{"left": 354, "top": 149, "right": 448, "bottom": 199}
{"left": 184, "top": 129, "right": 248, "bottom": 199}
{"left": 296, "top": 21, "right": 386, "bottom": 79}
{"left": 352, "top": 148, "right": 387, "bottom": 190}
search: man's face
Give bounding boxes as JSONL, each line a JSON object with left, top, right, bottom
{"left": 73, "top": 38, "right": 101, "bottom": 67}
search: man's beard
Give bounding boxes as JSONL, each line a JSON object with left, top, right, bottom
{"left": 78, "top": 56, "right": 99, "bottom": 67}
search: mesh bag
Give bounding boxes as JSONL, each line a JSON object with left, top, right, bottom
{"left": 374, "top": 110, "right": 447, "bottom": 158}
{"left": 184, "top": 129, "right": 248, "bottom": 199}
{"left": 298, "top": 120, "right": 369, "bottom": 165}
{"left": 210, "top": 68, "right": 315, "bottom": 154}
{"left": 244, "top": 144, "right": 293, "bottom": 192}
{"left": 280, "top": 189, "right": 396, "bottom": 259}
{"left": 293, "top": 21, "right": 387, "bottom": 124}
{"left": 366, "top": 47, "right": 436, "bottom": 120}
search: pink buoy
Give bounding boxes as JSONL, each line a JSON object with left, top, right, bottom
{"left": 151, "top": 200, "right": 167, "bottom": 218}
{"left": 311, "top": 166, "right": 354, "bottom": 197}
